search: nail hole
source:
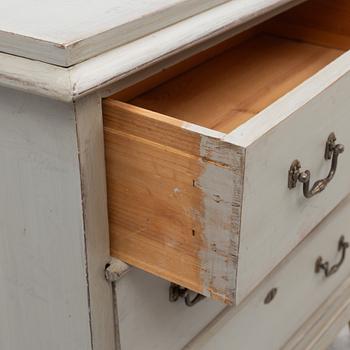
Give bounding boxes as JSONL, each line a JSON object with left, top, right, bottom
{"left": 192, "top": 229, "right": 196, "bottom": 237}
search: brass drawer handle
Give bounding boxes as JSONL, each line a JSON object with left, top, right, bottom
{"left": 288, "top": 133, "right": 344, "bottom": 198}
{"left": 315, "top": 236, "right": 349, "bottom": 278}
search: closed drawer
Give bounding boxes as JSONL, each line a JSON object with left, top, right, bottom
{"left": 103, "top": 0, "right": 350, "bottom": 305}
{"left": 115, "top": 268, "right": 225, "bottom": 350}
{"left": 186, "top": 196, "right": 350, "bottom": 350}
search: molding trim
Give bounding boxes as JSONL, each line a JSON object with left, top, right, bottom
{"left": 0, "top": 0, "right": 305, "bottom": 102}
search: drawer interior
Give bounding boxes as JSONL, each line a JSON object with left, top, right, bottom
{"left": 111, "top": 0, "right": 350, "bottom": 134}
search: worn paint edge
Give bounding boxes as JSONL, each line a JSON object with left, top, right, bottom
{"left": 186, "top": 128, "right": 245, "bottom": 304}
{"left": 72, "top": 100, "right": 94, "bottom": 350}
{"left": 224, "top": 50, "right": 350, "bottom": 148}
{"left": 0, "top": 0, "right": 304, "bottom": 102}
{"left": 105, "top": 258, "right": 131, "bottom": 282}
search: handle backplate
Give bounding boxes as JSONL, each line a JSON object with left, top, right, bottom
{"left": 315, "top": 235, "right": 349, "bottom": 278}
{"left": 288, "top": 133, "right": 344, "bottom": 198}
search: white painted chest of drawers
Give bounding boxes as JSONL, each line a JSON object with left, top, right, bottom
{"left": 1, "top": 0, "right": 350, "bottom": 349}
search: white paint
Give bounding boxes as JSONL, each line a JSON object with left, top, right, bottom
{"left": 186, "top": 196, "right": 350, "bottom": 350}
{"left": 115, "top": 268, "right": 225, "bottom": 350}
{"left": 0, "top": 0, "right": 228, "bottom": 66}
{"left": 234, "top": 57, "right": 350, "bottom": 304}
{"left": 0, "top": 87, "right": 91, "bottom": 349}
{"left": 105, "top": 258, "right": 130, "bottom": 283}
{"left": 183, "top": 122, "right": 225, "bottom": 140}
{"left": 224, "top": 50, "right": 350, "bottom": 147}
{"left": 283, "top": 278, "right": 350, "bottom": 350}
{"left": 197, "top": 136, "right": 244, "bottom": 301}
{"left": 0, "top": 52, "right": 71, "bottom": 101}
{"left": 75, "top": 94, "right": 117, "bottom": 350}
{"left": 0, "top": 0, "right": 304, "bottom": 101}
{"left": 329, "top": 328, "right": 350, "bottom": 350}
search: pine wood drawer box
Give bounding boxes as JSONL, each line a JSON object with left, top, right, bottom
{"left": 103, "top": 0, "right": 350, "bottom": 305}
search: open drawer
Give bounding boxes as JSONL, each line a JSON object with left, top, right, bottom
{"left": 103, "top": 0, "right": 350, "bottom": 305}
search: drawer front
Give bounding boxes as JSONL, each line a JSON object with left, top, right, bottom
{"left": 231, "top": 52, "right": 350, "bottom": 303}
{"left": 115, "top": 268, "right": 225, "bottom": 350}
{"left": 186, "top": 196, "right": 350, "bottom": 350}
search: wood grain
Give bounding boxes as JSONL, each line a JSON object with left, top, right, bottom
{"left": 0, "top": 0, "right": 229, "bottom": 66}
{"left": 131, "top": 34, "right": 343, "bottom": 133}
{"left": 264, "top": 0, "right": 350, "bottom": 50}
{"left": 0, "top": 0, "right": 307, "bottom": 101}
{"left": 112, "top": 29, "right": 258, "bottom": 102}
{"left": 103, "top": 100, "right": 244, "bottom": 303}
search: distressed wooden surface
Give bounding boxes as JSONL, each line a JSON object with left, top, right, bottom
{"left": 131, "top": 34, "right": 342, "bottom": 132}
{"left": 185, "top": 196, "right": 350, "bottom": 350}
{"left": 115, "top": 268, "right": 225, "bottom": 350}
{"left": 264, "top": 0, "right": 350, "bottom": 51}
{"left": 75, "top": 94, "right": 117, "bottom": 350}
{"left": 0, "top": 0, "right": 305, "bottom": 101}
{"left": 0, "top": 87, "right": 92, "bottom": 349}
{"left": 103, "top": 100, "right": 244, "bottom": 303}
{"left": 0, "top": 0, "right": 228, "bottom": 66}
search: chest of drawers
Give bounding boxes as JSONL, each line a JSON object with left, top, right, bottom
{"left": 1, "top": 0, "right": 350, "bottom": 349}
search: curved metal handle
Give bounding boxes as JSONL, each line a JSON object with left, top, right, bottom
{"left": 288, "top": 133, "right": 344, "bottom": 198}
{"left": 169, "top": 283, "right": 205, "bottom": 307}
{"left": 315, "top": 236, "right": 349, "bottom": 278}
{"left": 184, "top": 292, "right": 206, "bottom": 307}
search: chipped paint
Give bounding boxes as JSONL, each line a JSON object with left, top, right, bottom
{"left": 173, "top": 187, "right": 181, "bottom": 194}
{"left": 194, "top": 134, "right": 244, "bottom": 304}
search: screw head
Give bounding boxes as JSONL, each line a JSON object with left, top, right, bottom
{"left": 299, "top": 171, "right": 310, "bottom": 183}
{"left": 337, "top": 144, "right": 345, "bottom": 154}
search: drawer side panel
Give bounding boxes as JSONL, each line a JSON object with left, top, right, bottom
{"left": 103, "top": 100, "right": 244, "bottom": 303}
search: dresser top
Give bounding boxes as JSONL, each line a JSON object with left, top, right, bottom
{"left": 0, "top": 0, "right": 303, "bottom": 100}
{"left": 0, "top": 0, "right": 228, "bottom": 67}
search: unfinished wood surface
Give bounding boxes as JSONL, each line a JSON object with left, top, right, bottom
{"left": 264, "top": 0, "right": 350, "bottom": 51}
{"left": 103, "top": 100, "right": 244, "bottom": 303}
{"left": 112, "top": 29, "right": 258, "bottom": 102}
{"left": 131, "top": 34, "right": 343, "bottom": 133}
